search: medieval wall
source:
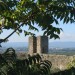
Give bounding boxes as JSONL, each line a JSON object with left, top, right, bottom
{"left": 40, "top": 54, "right": 75, "bottom": 71}
{"left": 28, "top": 36, "right": 75, "bottom": 71}
{"left": 17, "top": 53, "right": 75, "bottom": 71}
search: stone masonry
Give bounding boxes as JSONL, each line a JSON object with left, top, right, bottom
{"left": 28, "top": 36, "right": 37, "bottom": 54}
{"left": 17, "top": 53, "right": 75, "bottom": 71}
{"left": 28, "top": 36, "right": 48, "bottom": 54}
{"left": 37, "top": 36, "right": 48, "bottom": 54}
{"left": 22, "top": 36, "right": 75, "bottom": 71}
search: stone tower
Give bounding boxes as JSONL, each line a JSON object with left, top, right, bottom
{"left": 28, "top": 36, "right": 48, "bottom": 54}
{"left": 28, "top": 36, "right": 37, "bottom": 54}
{"left": 37, "top": 36, "right": 48, "bottom": 54}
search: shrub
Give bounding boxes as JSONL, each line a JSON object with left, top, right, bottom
{"left": 0, "top": 48, "right": 52, "bottom": 75}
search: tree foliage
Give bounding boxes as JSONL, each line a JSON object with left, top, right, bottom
{"left": 0, "top": 48, "right": 52, "bottom": 75}
{"left": 0, "top": 0, "right": 75, "bottom": 39}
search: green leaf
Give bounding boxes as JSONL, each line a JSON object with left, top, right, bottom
{"left": 56, "top": 28, "right": 60, "bottom": 34}
{"left": 54, "top": 19, "right": 59, "bottom": 24}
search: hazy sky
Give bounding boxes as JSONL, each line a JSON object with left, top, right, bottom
{"left": 0, "top": 21, "right": 75, "bottom": 42}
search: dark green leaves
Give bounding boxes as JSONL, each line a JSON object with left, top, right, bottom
{"left": 0, "top": 0, "right": 75, "bottom": 39}
{"left": 0, "top": 48, "right": 52, "bottom": 75}
{"left": 0, "top": 1, "right": 8, "bottom": 10}
{"left": 24, "top": 30, "right": 35, "bottom": 36}
{"left": 43, "top": 25, "right": 62, "bottom": 39}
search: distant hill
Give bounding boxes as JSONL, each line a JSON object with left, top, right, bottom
{"left": 1, "top": 42, "right": 28, "bottom": 48}
{"left": 1, "top": 42, "right": 75, "bottom": 48}
{"left": 49, "top": 42, "right": 75, "bottom": 48}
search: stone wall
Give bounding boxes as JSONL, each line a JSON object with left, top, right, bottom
{"left": 40, "top": 54, "right": 75, "bottom": 70}
{"left": 17, "top": 52, "right": 75, "bottom": 71}
{"left": 28, "top": 36, "right": 75, "bottom": 71}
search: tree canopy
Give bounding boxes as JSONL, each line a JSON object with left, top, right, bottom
{"left": 0, "top": 0, "right": 75, "bottom": 42}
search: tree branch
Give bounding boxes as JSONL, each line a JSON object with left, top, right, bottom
{"left": 1, "top": 11, "right": 38, "bottom": 43}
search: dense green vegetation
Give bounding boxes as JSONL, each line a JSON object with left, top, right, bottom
{"left": 0, "top": 0, "right": 75, "bottom": 43}
{"left": 0, "top": 48, "right": 52, "bottom": 75}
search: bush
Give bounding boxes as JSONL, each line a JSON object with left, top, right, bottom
{"left": 0, "top": 48, "right": 52, "bottom": 75}
{"left": 67, "top": 59, "right": 75, "bottom": 69}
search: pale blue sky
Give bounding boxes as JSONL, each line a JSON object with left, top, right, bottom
{"left": 0, "top": 21, "right": 75, "bottom": 42}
